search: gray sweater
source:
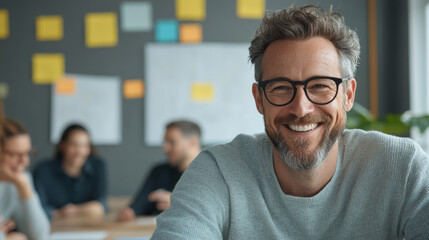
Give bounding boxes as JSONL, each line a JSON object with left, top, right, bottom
{"left": 0, "top": 172, "right": 50, "bottom": 240}
{"left": 152, "top": 129, "right": 429, "bottom": 239}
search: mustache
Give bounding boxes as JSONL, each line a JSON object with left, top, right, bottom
{"left": 274, "top": 113, "right": 330, "bottom": 125}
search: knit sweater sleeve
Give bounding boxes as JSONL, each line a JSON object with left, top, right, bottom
{"left": 13, "top": 196, "right": 51, "bottom": 240}
{"left": 151, "top": 151, "right": 230, "bottom": 239}
{"left": 11, "top": 173, "right": 50, "bottom": 240}
{"left": 400, "top": 141, "right": 429, "bottom": 239}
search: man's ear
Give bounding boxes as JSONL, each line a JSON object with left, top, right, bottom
{"left": 188, "top": 136, "right": 198, "bottom": 147}
{"left": 344, "top": 78, "right": 356, "bottom": 111}
{"left": 252, "top": 83, "right": 264, "bottom": 114}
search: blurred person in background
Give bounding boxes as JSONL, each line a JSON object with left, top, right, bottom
{"left": 33, "top": 124, "right": 108, "bottom": 220}
{"left": 116, "top": 120, "right": 201, "bottom": 221}
{"left": 0, "top": 117, "right": 50, "bottom": 240}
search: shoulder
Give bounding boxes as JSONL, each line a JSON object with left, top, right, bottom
{"left": 33, "top": 159, "right": 58, "bottom": 174}
{"left": 150, "top": 163, "right": 174, "bottom": 174}
{"left": 195, "top": 133, "right": 271, "bottom": 177}
{"left": 342, "top": 129, "right": 421, "bottom": 155}
{"left": 341, "top": 129, "right": 427, "bottom": 171}
{"left": 86, "top": 157, "right": 105, "bottom": 165}
{"left": 206, "top": 133, "right": 270, "bottom": 157}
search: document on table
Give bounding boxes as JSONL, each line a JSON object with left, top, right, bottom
{"left": 49, "top": 231, "right": 107, "bottom": 240}
{"left": 115, "top": 238, "right": 150, "bottom": 240}
{"left": 136, "top": 217, "right": 157, "bottom": 225}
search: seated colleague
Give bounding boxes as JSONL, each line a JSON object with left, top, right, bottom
{"left": 117, "top": 120, "right": 201, "bottom": 221}
{"left": 152, "top": 5, "right": 429, "bottom": 239}
{"left": 0, "top": 119, "right": 50, "bottom": 240}
{"left": 33, "top": 124, "right": 107, "bottom": 220}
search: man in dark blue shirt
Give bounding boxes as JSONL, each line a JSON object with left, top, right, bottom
{"left": 117, "top": 120, "right": 201, "bottom": 221}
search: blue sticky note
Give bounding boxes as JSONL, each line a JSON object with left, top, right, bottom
{"left": 121, "top": 1, "right": 152, "bottom": 32}
{"left": 155, "top": 19, "right": 178, "bottom": 42}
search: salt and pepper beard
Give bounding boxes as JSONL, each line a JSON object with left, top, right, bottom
{"left": 266, "top": 112, "right": 346, "bottom": 170}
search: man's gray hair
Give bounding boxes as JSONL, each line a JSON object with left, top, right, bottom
{"left": 249, "top": 5, "right": 360, "bottom": 82}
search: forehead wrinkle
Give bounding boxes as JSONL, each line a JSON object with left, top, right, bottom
{"left": 261, "top": 38, "right": 341, "bottom": 81}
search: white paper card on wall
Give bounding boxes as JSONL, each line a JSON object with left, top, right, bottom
{"left": 144, "top": 43, "right": 264, "bottom": 146}
{"left": 51, "top": 74, "right": 121, "bottom": 145}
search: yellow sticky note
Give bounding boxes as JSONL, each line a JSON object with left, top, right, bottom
{"left": 36, "top": 15, "right": 63, "bottom": 41}
{"left": 55, "top": 77, "right": 76, "bottom": 95}
{"left": 123, "top": 79, "right": 144, "bottom": 99}
{"left": 32, "top": 53, "right": 65, "bottom": 84}
{"left": 0, "top": 9, "right": 9, "bottom": 39}
{"left": 180, "top": 24, "right": 202, "bottom": 43}
{"left": 85, "top": 12, "right": 118, "bottom": 48}
{"left": 191, "top": 82, "right": 214, "bottom": 102}
{"left": 237, "top": 0, "right": 265, "bottom": 19}
{"left": 0, "top": 82, "right": 9, "bottom": 99}
{"left": 176, "top": 0, "right": 206, "bottom": 21}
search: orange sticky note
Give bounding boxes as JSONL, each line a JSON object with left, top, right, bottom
{"left": 176, "top": 0, "right": 206, "bottom": 21}
{"left": 191, "top": 82, "right": 214, "bottom": 102}
{"left": 32, "top": 53, "right": 65, "bottom": 84}
{"left": 237, "top": 0, "right": 265, "bottom": 19}
{"left": 0, "top": 9, "right": 9, "bottom": 39}
{"left": 85, "top": 12, "right": 118, "bottom": 48}
{"left": 180, "top": 24, "right": 202, "bottom": 43}
{"left": 55, "top": 77, "right": 76, "bottom": 95}
{"left": 123, "top": 79, "right": 144, "bottom": 99}
{"left": 36, "top": 15, "right": 63, "bottom": 41}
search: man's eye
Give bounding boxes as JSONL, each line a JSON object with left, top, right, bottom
{"left": 310, "top": 84, "right": 329, "bottom": 89}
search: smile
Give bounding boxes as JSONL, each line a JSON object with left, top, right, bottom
{"left": 287, "top": 123, "right": 318, "bottom": 132}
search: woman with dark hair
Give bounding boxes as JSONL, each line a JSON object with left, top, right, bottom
{"left": 0, "top": 118, "right": 50, "bottom": 240}
{"left": 33, "top": 124, "right": 108, "bottom": 220}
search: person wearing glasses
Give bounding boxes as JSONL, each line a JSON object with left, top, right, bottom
{"left": 152, "top": 5, "right": 429, "bottom": 239}
{"left": 0, "top": 119, "right": 50, "bottom": 240}
{"left": 32, "top": 124, "right": 108, "bottom": 220}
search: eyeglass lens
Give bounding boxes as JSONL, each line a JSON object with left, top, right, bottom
{"left": 264, "top": 78, "right": 339, "bottom": 105}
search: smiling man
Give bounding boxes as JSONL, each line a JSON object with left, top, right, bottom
{"left": 152, "top": 5, "right": 429, "bottom": 239}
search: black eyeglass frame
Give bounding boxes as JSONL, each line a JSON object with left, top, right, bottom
{"left": 258, "top": 76, "right": 349, "bottom": 106}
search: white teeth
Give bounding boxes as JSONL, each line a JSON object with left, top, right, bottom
{"left": 288, "top": 123, "right": 318, "bottom": 132}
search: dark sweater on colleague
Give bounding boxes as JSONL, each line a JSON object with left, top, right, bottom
{"left": 130, "top": 163, "right": 182, "bottom": 216}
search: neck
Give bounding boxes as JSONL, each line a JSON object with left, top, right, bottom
{"left": 62, "top": 163, "right": 82, "bottom": 177}
{"left": 178, "top": 148, "right": 200, "bottom": 172}
{"left": 273, "top": 141, "right": 338, "bottom": 197}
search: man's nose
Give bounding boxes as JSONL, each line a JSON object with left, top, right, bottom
{"left": 286, "top": 87, "right": 314, "bottom": 117}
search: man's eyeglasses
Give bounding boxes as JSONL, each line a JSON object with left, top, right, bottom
{"left": 257, "top": 76, "right": 349, "bottom": 106}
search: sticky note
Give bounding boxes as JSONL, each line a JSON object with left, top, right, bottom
{"left": 0, "top": 82, "right": 9, "bottom": 99}
{"left": 121, "top": 1, "right": 152, "bottom": 32}
{"left": 191, "top": 82, "right": 214, "bottom": 102}
{"left": 55, "top": 77, "right": 76, "bottom": 95}
{"left": 36, "top": 15, "right": 63, "bottom": 41}
{"left": 0, "top": 9, "right": 9, "bottom": 39}
{"left": 237, "top": 0, "right": 265, "bottom": 19}
{"left": 123, "top": 79, "right": 144, "bottom": 99}
{"left": 32, "top": 53, "right": 65, "bottom": 84}
{"left": 85, "top": 12, "right": 118, "bottom": 48}
{"left": 155, "top": 20, "right": 178, "bottom": 42}
{"left": 176, "top": 0, "right": 206, "bottom": 21}
{"left": 180, "top": 24, "right": 202, "bottom": 43}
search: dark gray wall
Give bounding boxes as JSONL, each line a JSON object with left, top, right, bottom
{"left": 377, "top": 0, "right": 409, "bottom": 117}
{"left": 0, "top": 0, "right": 370, "bottom": 196}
